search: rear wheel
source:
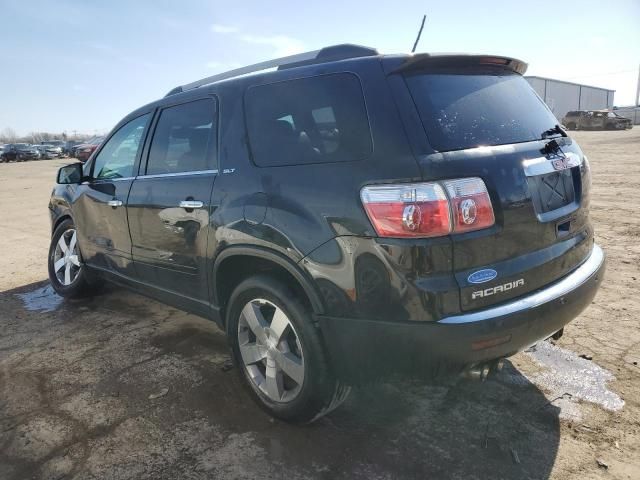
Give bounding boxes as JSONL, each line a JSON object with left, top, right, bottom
{"left": 566, "top": 122, "right": 577, "bottom": 130}
{"left": 227, "top": 275, "right": 350, "bottom": 423}
{"left": 48, "top": 219, "right": 99, "bottom": 297}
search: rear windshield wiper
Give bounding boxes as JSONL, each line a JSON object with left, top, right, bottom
{"left": 541, "top": 124, "right": 567, "bottom": 139}
{"left": 540, "top": 124, "right": 572, "bottom": 155}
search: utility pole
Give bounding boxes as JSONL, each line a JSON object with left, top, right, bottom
{"left": 636, "top": 63, "right": 640, "bottom": 106}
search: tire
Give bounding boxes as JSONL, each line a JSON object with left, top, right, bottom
{"left": 226, "top": 275, "right": 350, "bottom": 423}
{"left": 566, "top": 122, "right": 577, "bottom": 131}
{"left": 48, "top": 218, "right": 99, "bottom": 297}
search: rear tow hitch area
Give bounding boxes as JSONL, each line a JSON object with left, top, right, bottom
{"left": 462, "top": 359, "right": 505, "bottom": 382}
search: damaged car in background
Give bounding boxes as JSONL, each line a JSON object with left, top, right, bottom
{"left": 562, "top": 109, "right": 633, "bottom": 130}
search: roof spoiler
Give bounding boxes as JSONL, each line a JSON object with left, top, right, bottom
{"left": 392, "top": 54, "right": 528, "bottom": 75}
{"left": 165, "top": 44, "right": 378, "bottom": 97}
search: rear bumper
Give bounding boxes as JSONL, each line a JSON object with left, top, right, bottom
{"left": 317, "top": 244, "right": 605, "bottom": 382}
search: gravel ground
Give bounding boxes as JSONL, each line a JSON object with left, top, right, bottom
{"left": 1, "top": 129, "right": 638, "bottom": 479}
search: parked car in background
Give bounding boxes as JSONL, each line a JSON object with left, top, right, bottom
{"left": 43, "top": 140, "right": 68, "bottom": 157}
{"left": 1, "top": 143, "right": 41, "bottom": 161}
{"left": 49, "top": 45, "right": 604, "bottom": 423}
{"left": 74, "top": 137, "right": 105, "bottom": 162}
{"left": 64, "top": 141, "right": 82, "bottom": 156}
{"left": 34, "top": 145, "right": 48, "bottom": 158}
{"left": 35, "top": 144, "right": 62, "bottom": 159}
{"left": 19, "top": 143, "right": 41, "bottom": 160}
{"left": 562, "top": 110, "right": 633, "bottom": 130}
{"left": 1, "top": 144, "right": 16, "bottom": 162}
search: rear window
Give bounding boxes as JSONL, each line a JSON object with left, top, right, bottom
{"left": 405, "top": 72, "right": 558, "bottom": 152}
{"left": 245, "top": 73, "right": 372, "bottom": 167}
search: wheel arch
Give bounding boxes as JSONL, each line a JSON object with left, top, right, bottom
{"left": 52, "top": 212, "right": 74, "bottom": 233}
{"left": 213, "top": 246, "right": 325, "bottom": 327}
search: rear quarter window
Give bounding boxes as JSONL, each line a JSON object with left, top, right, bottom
{"left": 244, "top": 73, "right": 372, "bottom": 167}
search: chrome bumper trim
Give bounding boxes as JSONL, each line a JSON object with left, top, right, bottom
{"left": 439, "top": 244, "right": 604, "bottom": 324}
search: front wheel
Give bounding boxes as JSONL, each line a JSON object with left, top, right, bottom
{"left": 48, "top": 219, "right": 99, "bottom": 297}
{"left": 227, "top": 275, "right": 350, "bottom": 423}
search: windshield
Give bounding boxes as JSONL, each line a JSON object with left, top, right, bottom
{"left": 405, "top": 72, "right": 558, "bottom": 152}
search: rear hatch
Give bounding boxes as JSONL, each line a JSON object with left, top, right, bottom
{"left": 400, "top": 57, "right": 594, "bottom": 311}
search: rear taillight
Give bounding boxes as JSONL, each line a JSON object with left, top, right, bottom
{"left": 360, "top": 183, "right": 451, "bottom": 238}
{"left": 360, "top": 177, "right": 494, "bottom": 238}
{"left": 443, "top": 178, "right": 495, "bottom": 233}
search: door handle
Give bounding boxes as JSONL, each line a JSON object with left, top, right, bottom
{"left": 107, "top": 199, "right": 123, "bottom": 208}
{"left": 179, "top": 200, "right": 204, "bottom": 210}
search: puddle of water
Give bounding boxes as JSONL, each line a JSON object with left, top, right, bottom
{"left": 524, "top": 341, "right": 624, "bottom": 414}
{"left": 15, "top": 284, "right": 63, "bottom": 313}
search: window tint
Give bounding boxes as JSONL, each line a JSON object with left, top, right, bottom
{"left": 93, "top": 113, "right": 150, "bottom": 180}
{"left": 405, "top": 73, "right": 558, "bottom": 152}
{"left": 146, "top": 98, "right": 217, "bottom": 175}
{"left": 245, "top": 73, "right": 372, "bottom": 167}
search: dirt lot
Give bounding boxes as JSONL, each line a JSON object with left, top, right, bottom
{"left": 1, "top": 130, "right": 639, "bottom": 479}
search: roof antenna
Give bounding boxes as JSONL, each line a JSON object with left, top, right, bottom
{"left": 411, "top": 14, "right": 427, "bottom": 53}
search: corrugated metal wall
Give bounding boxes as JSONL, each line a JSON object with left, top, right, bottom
{"left": 544, "top": 81, "right": 581, "bottom": 119}
{"left": 580, "top": 87, "right": 613, "bottom": 111}
{"left": 525, "top": 76, "right": 614, "bottom": 121}
{"left": 527, "top": 77, "right": 546, "bottom": 98}
{"left": 614, "top": 106, "right": 640, "bottom": 125}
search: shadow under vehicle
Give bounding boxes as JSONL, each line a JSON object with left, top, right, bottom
{"left": 1, "top": 279, "right": 563, "bottom": 479}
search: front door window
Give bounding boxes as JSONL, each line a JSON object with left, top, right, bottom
{"left": 92, "top": 114, "right": 150, "bottom": 180}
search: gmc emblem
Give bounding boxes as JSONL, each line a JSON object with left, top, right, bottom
{"left": 551, "top": 155, "right": 580, "bottom": 172}
{"left": 552, "top": 158, "right": 570, "bottom": 171}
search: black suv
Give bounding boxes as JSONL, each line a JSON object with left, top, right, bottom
{"left": 48, "top": 45, "right": 605, "bottom": 423}
{"left": 2, "top": 143, "right": 40, "bottom": 162}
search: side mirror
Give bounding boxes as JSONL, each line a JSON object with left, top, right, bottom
{"left": 57, "top": 163, "right": 84, "bottom": 184}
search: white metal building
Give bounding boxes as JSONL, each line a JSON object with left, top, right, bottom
{"left": 613, "top": 105, "right": 640, "bottom": 125}
{"left": 525, "top": 76, "right": 615, "bottom": 121}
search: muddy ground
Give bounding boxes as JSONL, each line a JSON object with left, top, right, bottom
{"left": 1, "top": 130, "right": 638, "bottom": 479}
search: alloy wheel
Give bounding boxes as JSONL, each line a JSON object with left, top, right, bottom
{"left": 53, "top": 228, "right": 81, "bottom": 286}
{"left": 237, "top": 299, "right": 305, "bottom": 403}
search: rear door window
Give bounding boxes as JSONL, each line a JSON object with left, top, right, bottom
{"left": 245, "top": 73, "right": 372, "bottom": 167}
{"left": 405, "top": 72, "right": 558, "bottom": 152}
{"left": 146, "top": 98, "right": 217, "bottom": 175}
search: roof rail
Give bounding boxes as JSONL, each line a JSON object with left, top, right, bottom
{"left": 165, "top": 44, "right": 378, "bottom": 96}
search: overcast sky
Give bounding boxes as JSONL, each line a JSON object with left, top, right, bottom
{"left": 1, "top": 0, "right": 639, "bottom": 136}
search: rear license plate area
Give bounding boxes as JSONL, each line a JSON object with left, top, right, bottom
{"left": 528, "top": 168, "right": 576, "bottom": 216}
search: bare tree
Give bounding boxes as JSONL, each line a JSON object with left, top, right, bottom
{"left": 0, "top": 127, "right": 18, "bottom": 143}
